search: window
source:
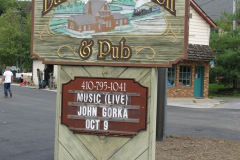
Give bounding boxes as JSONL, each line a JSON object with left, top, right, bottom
{"left": 116, "top": 20, "right": 118, "bottom": 25}
{"left": 106, "top": 21, "right": 108, "bottom": 27}
{"left": 179, "top": 66, "right": 192, "bottom": 87}
{"left": 109, "top": 20, "right": 111, "bottom": 27}
{"left": 84, "top": 25, "right": 86, "bottom": 31}
{"left": 88, "top": 25, "right": 91, "bottom": 30}
{"left": 124, "top": 19, "right": 127, "bottom": 23}
{"left": 70, "top": 22, "right": 74, "bottom": 29}
{"left": 79, "top": 26, "right": 81, "bottom": 32}
{"left": 120, "top": 20, "right": 123, "bottom": 26}
{"left": 167, "top": 65, "right": 176, "bottom": 87}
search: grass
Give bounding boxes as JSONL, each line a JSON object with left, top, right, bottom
{"left": 209, "top": 84, "right": 231, "bottom": 92}
{"left": 209, "top": 84, "right": 240, "bottom": 98}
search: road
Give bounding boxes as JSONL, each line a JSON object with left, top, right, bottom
{"left": 0, "top": 85, "right": 56, "bottom": 160}
{"left": 166, "top": 106, "right": 240, "bottom": 141}
{"left": 0, "top": 84, "right": 239, "bottom": 159}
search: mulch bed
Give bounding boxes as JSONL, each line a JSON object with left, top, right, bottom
{"left": 156, "top": 136, "right": 240, "bottom": 160}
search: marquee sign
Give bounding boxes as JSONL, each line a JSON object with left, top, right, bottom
{"left": 61, "top": 77, "right": 148, "bottom": 136}
{"left": 31, "top": 0, "right": 189, "bottom": 67}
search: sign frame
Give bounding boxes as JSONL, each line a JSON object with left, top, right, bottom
{"left": 61, "top": 76, "right": 148, "bottom": 137}
{"left": 31, "top": 0, "right": 189, "bottom": 68}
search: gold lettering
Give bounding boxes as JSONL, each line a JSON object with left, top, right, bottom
{"left": 154, "top": 0, "right": 176, "bottom": 16}
{"left": 98, "top": 40, "right": 112, "bottom": 60}
{"left": 42, "top": 0, "right": 53, "bottom": 15}
{"left": 98, "top": 38, "right": 132, "bottom": 61}
{"left": 120, "top": 38, "right": 131, "bottom": 59}
{"left": 171, "top": 0, "right": 175, "bottom": 12}
{"left": 42, "top": 0, "right": 67, "bottom": 16}
{"left": 112, "top": 46, "right": 119, "bottom": 59}
{"left": 54, "top": 0, "right": 61, "bottom": 5}
{"left": 79, "top": 39, "right": 94, "bottom": 60}
{"left": 157, "top": 0, "right": 165, "bottom": 5}
{"left": 166, "top": 0, "right": 175, "bottom": 12}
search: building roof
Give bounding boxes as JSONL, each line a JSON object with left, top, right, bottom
{"left": 69, "top": 15, "right": 97, "bottom": 26}
{"left": 190, "top": 0, "right": 216, "bottom": 28}
{"left": 83, "top": 0, "right": 106, "bottom": 16}
{"left": 112, "top": 13, "right": 127, "bottom": 20}
{"left": 188, "top": 44, "right": 216, "bottom": 61}
{"left": 194, "top": 0, "right": 235, "bottom": 21}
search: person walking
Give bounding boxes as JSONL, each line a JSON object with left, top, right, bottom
{"left": 1, "top": 67, "right": 13, "bottom": 98}
{"left": 37, "top": 68, "right": 43, "bottom": 89}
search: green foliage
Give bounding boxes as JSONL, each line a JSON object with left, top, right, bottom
{"left": 210, "top": 3, "right": 240, "bottom": 89}
{"left": 0, "top": 0, "right": 18, "bottom": 15}
{"left": 208, "top": 83, "right": 240, "bottom": 97}
{"left": 55, "top": 1, "right": 84, "bottom": 13}
{"left": 0, "top": 1, "right": 32, "bottom": 71}
{"left": 111, "top": 0, "right": 136, "bottom": 6}
{"left": 209, "top": 84, "right": 231, "bottom": 92}
{"left": 110, "top": 5, "right": 123, "bottom": 11}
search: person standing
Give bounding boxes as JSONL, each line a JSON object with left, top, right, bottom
{"left": 1, "top": 67, "right": 13, "bottom": 98}
{"left": 37, "top": 68, "right": 43, "bottom": 89}
{"left": 43, "top": 65, "right": 49, "bottom": 88}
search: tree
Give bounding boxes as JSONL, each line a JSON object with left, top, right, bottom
{"left": 0, "top": 1, "right": 32, "bottom": 71}
{"left": 210, "top": 3, "right": 240, "bottom": 89}
{"left": 0, "top": 0, "right": 18, "bottom": 16}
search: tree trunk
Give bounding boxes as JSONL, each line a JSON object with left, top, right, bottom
{"left": 232, "top": 78, "right": 238, "bottom": 89}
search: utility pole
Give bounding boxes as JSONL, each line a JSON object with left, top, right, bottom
{"left": 20, "top": 13, "right": 23, "bottom": 73}
{"left": 14, "top": 10, "right": 23, "bottom": 73}
{"left": 233, "top": 0, "right": 238, "bottom": 30}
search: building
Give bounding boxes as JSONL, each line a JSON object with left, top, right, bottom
{"left": 32, "top": 0, "right": 216, "bottom": 97}
{"left": 194, "top": 0, "right": 237, "bottom": 21}
{"left": 67, "top": 0, "right": 128, "bottom": 33}
{"left": 167, "top": 0, "right": 216, "bottom": 98}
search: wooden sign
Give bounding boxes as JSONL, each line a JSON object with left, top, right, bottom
{"left": 61, "top": 77, "right": 148, "bottom": 136}
{"left": 31, "top": 0, "right": 189, "bottom": 67}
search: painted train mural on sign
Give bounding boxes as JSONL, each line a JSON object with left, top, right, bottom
{"left": 49, "top": 0, "right": 166, "bottom": 38}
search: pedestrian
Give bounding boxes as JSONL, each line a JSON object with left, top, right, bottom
{"left": 37, "top": 68, "right": 43, "bottom": 89}
{"left": 1, "top": 67, "right": 13, "bottom": 98}
{"left": 43, "top": 65, "right": 49, "bottom": 88}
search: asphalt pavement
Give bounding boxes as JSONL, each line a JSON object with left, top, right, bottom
{"left": 0, "top": 84, "right": 56, "bottom": 160}
{"left": 0, "top": 83, "right": 239, "bottom": 160}
{"left": 166, "top": 106, "right": 240, "bottom": 141}
{"left": 167, "top": 97, "right": 240, "bottom": 141}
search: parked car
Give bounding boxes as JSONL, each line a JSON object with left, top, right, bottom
{"left": 16, "top": 72, "right": 32, "bottom": 83}
{"left": 1, "top": 66, "right": 20, "bottom": 75}
{"left": 1, "top": 67, "right": 5, "bottom": 75}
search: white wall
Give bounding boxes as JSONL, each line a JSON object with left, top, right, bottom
{"left": 53, "top": 65, "right": 58, "bottom": 85}
{"left": 189, "top": 6, "right": 211, "bottom": 45}
{"left": 32, "top": 60, "right": 58, "bottom": 87}
{"left": 32, "top": 60, "right": 45, "bottom": 86}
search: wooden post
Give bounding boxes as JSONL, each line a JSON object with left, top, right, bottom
{"left": 156, "top": 68, "right": 167, "bottom": 141}
{"left": 54, "top": 65, "right": 158, "bottom": 160}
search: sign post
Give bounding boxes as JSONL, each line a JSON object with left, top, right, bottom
{"left": 31, "top": 0, "right": 189, "bottom": 159}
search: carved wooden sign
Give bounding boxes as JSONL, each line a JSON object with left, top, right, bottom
{"left": 32, "top": 0, "right": 189, "bottom": 67}
{"left": 61, "top": 77, "right": 148, "bottom": 136}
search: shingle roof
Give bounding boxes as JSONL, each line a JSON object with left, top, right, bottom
{"left": 112, "top": 13, "right": 127, "bottom": 19}
{"left": 69, "top": 15, "right": 97, "bottom": 26}
{"left": 190, "top": 0, "right": 216, "bottom": 28}
{"left": 188, "top": 44, "right": 216, "bottom": 61}
{"left": 83, "top": 0, "right": 106, "bottom": 16}
{"left": 194, "top": 0, "right": 234, "bottom": 21}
